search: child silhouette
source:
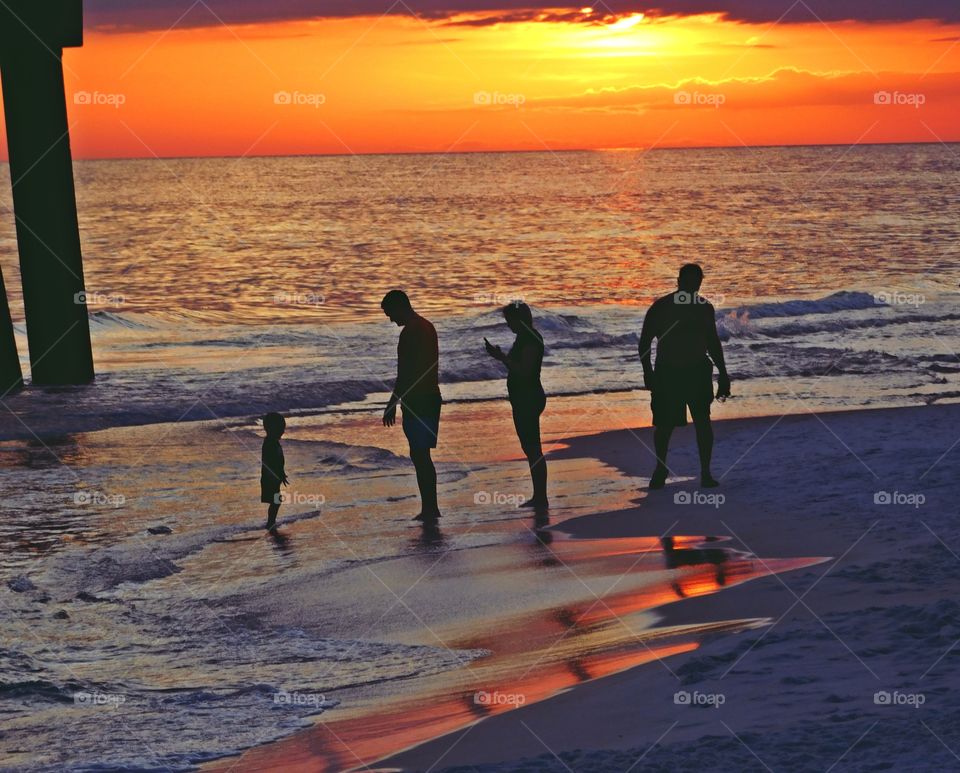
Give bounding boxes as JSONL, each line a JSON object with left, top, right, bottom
{"left": 260, "top": 412, "right": 289, "bottom": 531}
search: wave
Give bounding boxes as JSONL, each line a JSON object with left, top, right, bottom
{"left": 0, "top": 678, "right": 81, "bottom": 703}
{"left": 311, "top": 440, "right": 408, "bottom": 472}
{"left": 721, "top": 290, "right": 882, "bottom": 320}
{"left": 3, "top": 290, "right": 956, "bottom": 442}
{"left": 88, "top": 309, "right": 162, "bottom": 330}
{"left": 717, "top": 293, "right": 960, "bottom": 341}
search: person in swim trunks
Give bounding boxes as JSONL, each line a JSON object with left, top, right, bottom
{"left": 381, "top": 290, "right": 443, "bottom": 523}
{"left": 638, "top": 264, "right": 731, "bottom": 490}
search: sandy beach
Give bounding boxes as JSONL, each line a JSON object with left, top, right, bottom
{"left": 1, "top": 0, "right": 959, "bottom": 766}
{"left": 186, "top": 400, "right": 956, "bottom": 772}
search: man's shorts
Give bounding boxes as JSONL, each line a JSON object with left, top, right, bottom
{"left": 402, "top": 394, "right": 442, "bottom": 451}
{"left": 651, "top": 359, "right": 714, "bottom": 428}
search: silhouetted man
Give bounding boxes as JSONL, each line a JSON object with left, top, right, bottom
{"left": 639, "top": 264, "right": 731, "bottom": 490}
{"left": 382, "top": 290, "right": 442, "bottom": 522}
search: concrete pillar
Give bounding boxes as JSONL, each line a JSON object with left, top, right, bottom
{"left": 0, "top": 0, "right": 94, "bottom": 385}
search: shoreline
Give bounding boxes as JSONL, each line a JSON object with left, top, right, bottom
{"left": 3, "top": 286, "right": 957, "bottom": 444}
{"left": 203, "top": 401, "right": 960, "bottom": 772}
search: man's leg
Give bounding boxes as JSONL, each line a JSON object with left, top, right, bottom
{"left": 689, "top": 404, "right": 718, "bottom": 487}
{"left": 651, "top": 424, "right": 673, "bottom": 488}
{"left": 411, "top": 448, "right": 440, "bottom": 518}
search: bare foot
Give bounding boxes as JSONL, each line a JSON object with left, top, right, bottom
{"left": 649, "top": 468, "right": 668, "bottom": 490}
{"left": 520, "top": 497, "right": 549, "bottom": 509}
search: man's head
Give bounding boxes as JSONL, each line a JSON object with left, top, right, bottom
{"left": 677, "top": 263, "right": 704, "bottom": 293}
{"left": 381, "top": 290, "right": 414, "bottom": 326}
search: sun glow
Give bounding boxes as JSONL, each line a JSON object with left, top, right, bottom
{"left": 1, "top": 11, "right": 952, "bottom": 159}
{"left": 609, "top": 12, "right": 645, "bottom": 31}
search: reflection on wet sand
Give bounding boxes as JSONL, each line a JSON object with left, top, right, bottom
{"left": 209, "top": 534, "right": 825, "bottom": 773}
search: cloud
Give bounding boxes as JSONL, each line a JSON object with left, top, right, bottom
{"left": 441, "top": 9, "right": 598, "bottom": 27}
{"left": 84, "top": 0, "right": 960, "bottom": 32}
{"left": 522, "top": 68, "right": 960, "bottom": 113}
{"left": 636, "top": 1, "right": 960, "bottom": 24}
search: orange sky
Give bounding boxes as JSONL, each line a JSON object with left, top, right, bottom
{"left": 1, "top": 11, "right": 958, "bottom": 158}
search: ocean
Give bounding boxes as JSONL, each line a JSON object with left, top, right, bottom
{"left": 0, "top": 145, "right": 958, "bottom": 770}
{"left": 3, "top": 144, "right": 959, "bottom": 435}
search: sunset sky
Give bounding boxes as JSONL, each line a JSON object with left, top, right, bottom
{"left": 1, "top": 0, "right": 959, "bottom": 158}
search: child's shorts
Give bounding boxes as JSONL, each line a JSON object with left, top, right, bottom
{"left": 261, "top": 484, "right": 282, "bottom": 505}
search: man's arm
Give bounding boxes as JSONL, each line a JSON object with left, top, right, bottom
{"left": 706, "top": 306, "right": 731, "bottom": 397}
{"left": 384, "top": 383, "right": 400, "bottom": 426}
{"left": 638, "top": 305, "right": 656, "bottom": 390}
{"left": 384, "top": 334, "right": 406, "bottom": 427}
{"left": 387, "top": 358, "right": 405, "bottom": 409}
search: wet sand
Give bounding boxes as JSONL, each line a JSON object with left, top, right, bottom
{"left": 206, "top": 529, "right": 824, "bottom": 773}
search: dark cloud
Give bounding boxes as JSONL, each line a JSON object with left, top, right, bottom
{"left": 639, "top": 1, "right": 960, "bottom": 24}
{"left": 83, "top": 0, "right": 960, "bottom": 32}
{"left": 441, "top": 10, "right": 596, "bottom": 27}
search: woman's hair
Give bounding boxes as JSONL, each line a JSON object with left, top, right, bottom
{"left": 262, "top": 412, "right": 286, "bottom": 435}
{"left": 502, "top": 300, "right": 533, "bottom": 328}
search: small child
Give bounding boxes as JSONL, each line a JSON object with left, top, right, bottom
{"left": 260, "top": 412, "right": 289, "bottom": 531}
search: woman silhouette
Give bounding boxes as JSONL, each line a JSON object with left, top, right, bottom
{"left": 485, "top": 302, "right": 548, "bottom": 509}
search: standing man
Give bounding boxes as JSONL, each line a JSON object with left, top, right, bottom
{"left": 381, "top": 290, "right": 443, "bottom": 522}
{"left": 639, "top": 264, "right": 731, "bottom": 490}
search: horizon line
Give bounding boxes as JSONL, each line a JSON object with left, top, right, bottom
{"left": 2, "top": 138, "right": 957, "bottom": 165}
